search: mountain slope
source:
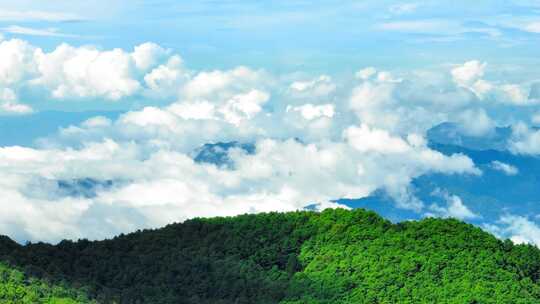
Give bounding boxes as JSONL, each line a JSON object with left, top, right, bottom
{"left": 1, "top": 209, "right": 540, "bottom": 303}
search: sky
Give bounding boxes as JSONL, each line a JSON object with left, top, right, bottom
{"left": 1, "top": 1, "right": 540, "bottom": 244}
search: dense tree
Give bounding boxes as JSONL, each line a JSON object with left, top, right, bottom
{"left": 0, "top": 262, "right": 95, "bottom": 303}
{"left": 2, "top": 209, "right": 540, "bottom": 303}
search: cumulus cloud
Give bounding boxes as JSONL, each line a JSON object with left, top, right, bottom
{"left": 131, "top": 42, "right": 170, "bottom": 71}
{"left": 348, "top": 66, "right": 478, "bottom": 134}
{"left": 33, "top": 44, "right": 142, "bottom": 100}
{"left": 455, "top": 108, "right": 495, "bottom": 137}
{"left": 143, "top": 55, "right": 187, "bottom": 98}
{"left": 452, "top": 60, "right": 486, "bottom": 88}
{"left": 496, "top": 215, "right": 540, "bottom": 246}
{"left": 490, "top": 160, "right": 518, "bottom": 175}
{"left": 286, "top": 103, "right": 335, "bottom": 120}
{"left": 451, "top": 60, "right": 534, "bottom": 105}
{"left": 0, "top": 64, "right": 482, "bottom": 243}
{"left": 0, "top": 38, "right": 188, "bottom": 104}
{"left": 1, "top": 123, "right": 478, "bottom": 242}
{"left": 509, "top": 123, "right": 540, "bottom": 155}
{"left": 345, "top": 124, "right": 410, "bottom": 154}
{"left": 181, "top": 66, "right": 266, "bottom": 100}
{"left": 427, "top": 194, "right": 478, "bottom": 220}
{"left": 0, "top": 87, "right": 33, "bottom": 115}
{"left": 0, "top": 39, "right": 36, "bottom": 86}
{"left": 4, "top": 39, "right": 538, "bottom": 243}
{"left": 288, "top": 75, "right": 336, "bottom": 98}
{"left": 219, "top": 90, "right": 270, "bottom": 125}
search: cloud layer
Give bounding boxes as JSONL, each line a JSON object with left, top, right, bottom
{"left": 2, "top": 38, "right": 540, "bottom": 244}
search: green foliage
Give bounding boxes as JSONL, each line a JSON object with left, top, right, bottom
{"left": 2, "top": 209, "right": 540, "bottom": 303}
{"left": 0, "top": 262, "right": 94, "bottom": 303}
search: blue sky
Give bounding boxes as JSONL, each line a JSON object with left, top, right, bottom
{"left": 2, "top": 1, "right": 540, "bottom": 244}
{"left": 2, "top": 1, "right": 540, "bottom": 74}
{"left": 0, "top": 0, "right": 538, "bottom": 113}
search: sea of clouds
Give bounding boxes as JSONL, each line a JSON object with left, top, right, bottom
{"left": 1, "top": 37, "right": 540, "bottom": 243}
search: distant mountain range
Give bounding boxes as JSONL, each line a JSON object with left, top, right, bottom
{"left": 189, "top": 123, "right": 540, "bottom": 231}
{"left": 427, "top": 122, "right": 512, "bottom": 151}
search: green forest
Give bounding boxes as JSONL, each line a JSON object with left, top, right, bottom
{"left": 2, "top": 208, "right": 540, "bottom": 303}
{"left": 0, "top": 262, "right": 94, "bottom": 303}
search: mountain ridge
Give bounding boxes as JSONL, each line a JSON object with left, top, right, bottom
{"left": 2, "top": 208, "right": 540, "bottom": 303}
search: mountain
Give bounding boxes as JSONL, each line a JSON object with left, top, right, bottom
{"left": 426, "top": 122, "right": 512, "bottom": 151}
{"left": 347, "top": 142, "right": 540, "bottom": 223}
{"left": 193, "top": 141, "right": 255, "bottom": 168}
{"left": 2, "top": 209, "right": 540, "bottom": 303}
{"left": 342, "top": 124, "right": 540, "bottom": 230}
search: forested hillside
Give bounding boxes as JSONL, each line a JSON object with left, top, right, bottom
{"left": 2, "top": 209, "right": 540, "bottom": 303}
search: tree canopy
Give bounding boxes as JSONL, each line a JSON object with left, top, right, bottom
{"left": 2, "top": 208, "right": 540, "bottom": 303}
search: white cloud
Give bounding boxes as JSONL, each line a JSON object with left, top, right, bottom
{"left": 219, "top": 90, "right": 270, "bottom": 125}
{"left": 455, "top": 108, "right": 495, "bottom": 137}
{"left": 0, "top": 39, "right": 36, "bottom": 86}
{"left": 450, "top": 61, "right": 534, "bottom": 106}
{"left": 343, "top": 124, "right": 479, "bottom": 210}
{"left": 289, "top": 75, "right": 336, "bottom": 97}
{"left": 345, "top": 124, "right": 410, "bottom": 154}
{"left": 286, "top": 103, "right": 335, "bottom": 120}
{"left": 498, "top": 215, "right": 540, "bottom": 246}
{"left": 509, "top": 123, "right": 540, "bottom": 155}
{"left": 428, "top": 194, "right": 478, "bottom": 220}
{"left": 82, "top": 116, "right": 112, "bottom": 128}
{"left": 451, "top": 60, "right": 486, "bottom": 88}
{"left": 33, "top": 44, "right": 143, "bottom": 100}
{"left": 1, "top": 25, "right": 77, "bottom": 38}
{"left": 4, "top": 39, "right": 535, "bottom": 243}
{"left": 0, "top": 87, "right": 33, "bottom": 115}
{"left": 0, "top": 38, "right": 187, "bottom": 102}
{"left": 355, "top": 67, "right": 377, "bottom": 80}
{"left": 345, "top": 62, "right": 533, "bottom": 138}
{"left": 181, "top": 66, "right": 265, "bottom": 100}
{"left": 490, "top": 160, "right": 518, "bottom": 175}
{"left": 131, "top": 42, "right": 170, "bottom": 71}
{"left": 0, "top": 96, "right": 480, "bottom": 242}
{"left": 499, "top": 84, "right": 529, "bottom": 105}
{"left": 144, "top": 55, "right": 187, "bottom": 97}
{"left": 1, "top": 101, "right": 33, "bottom": 114}
{"left": 524, "top": 22, "right": 540, "bottom": 33}
{"left": 349, "top": 80, "right": 398, "bottom": 131}
{"left": 119, "top": 106, "right": 177, "bottom": 128}
{"left": 168, "top": 101, "right": 216, "bottom": 120}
